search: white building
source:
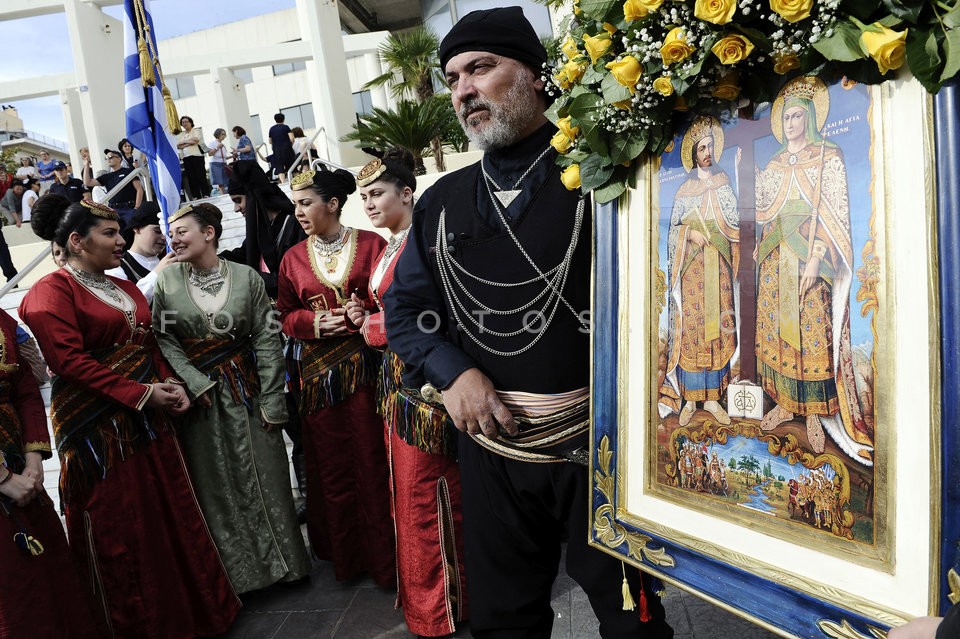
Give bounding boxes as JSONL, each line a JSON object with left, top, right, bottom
{"left": 0, "top": 0, "right": 555, "bottom": 178}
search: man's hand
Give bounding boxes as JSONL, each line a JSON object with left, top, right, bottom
{"left": 442, "top": 368, "right": 518, "bottom": 440}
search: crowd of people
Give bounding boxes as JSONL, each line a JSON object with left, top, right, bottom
{"left": 0, "top": 6, "right": 952, "bottom": 639}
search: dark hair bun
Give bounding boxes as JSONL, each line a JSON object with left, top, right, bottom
{"left": 331, "top": 168, "right": 356, "bottom": 196}
{"left": 30, "top": 194, "right": 71, "bottom": 242}
{"left": 192, "top": 202, "right": 223, "bottom": 225}
{"left": 383, "top": 147, "right": 415, "bottom": 173}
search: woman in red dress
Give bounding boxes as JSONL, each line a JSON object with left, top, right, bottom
{"left": 345, "top": 150, "right": 468, "bottom": 636}
{"left": 19, "top": 195, "right": 240, "bottom": 638}
{"left": 277, "top": 168, "right": 394, "bottom": 586}
{"left": 0, "top": 307, "right": 101, "bottom": 638}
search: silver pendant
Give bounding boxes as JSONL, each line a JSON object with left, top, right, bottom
{"left": 494, "top": 189, "right": 521, "bottom": 207}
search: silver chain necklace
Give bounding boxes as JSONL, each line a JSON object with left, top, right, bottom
{"left": 188, "top": 260, "right": 226, "bottom": 297}
{"left": 481, "top": 145, "right": 553, "bottom": 208}
{"left": 434, "top": 196, "right": 586, "bottom": 357}
{"left": 313, "top": 226, "right": 351, "bottom": 274}
{"left": 383, "top": 226, "right": 410, "bottom": 261}
{"left": 67, "top": 264, "right": 123, "bottom": 304}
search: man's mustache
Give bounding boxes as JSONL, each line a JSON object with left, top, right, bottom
{"left": 458, "top": 99, "right": 492, "bottom": 124}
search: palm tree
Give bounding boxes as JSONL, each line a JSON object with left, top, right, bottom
{"left": 341, "top": 97, "right": 460, "bottom": 175}
{"left": 363, "top": 27, "right": 450, "bottom": 171}
{"left": 364, "top": 28, "right": 442, "bottom": 102}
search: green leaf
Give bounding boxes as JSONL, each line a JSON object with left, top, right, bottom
{"left": 593, "top": 178, "right": 628, "bottom": 203}
{"left": 579, "top": 153, "right": 615, "bottom": 192}
{"left": 544, "top": 99, "right": 564, "bottom": 124}
{"left": 609, "top": 130, "right": 645, "bottom": 165}
{"left": 812, "top": 20, "right": 867, "bottom": 61}
{"left": 732, "top": 26, "right": 773, "bottom": 51}
{"left": 906, "top": 28, "right": 943, "bottom": 92}
{"left": 566, "top": 149, "right": 591, "bottom": 163}
{"left": 568, "top": 92, "right": 610, "bottom": 156}
{"left": 945, "top": 1, "right": 960, "bottom": 29}
{"left": 880, "top": 0, "right": 924, "bottom": 24}
{"left": 876, "top": 14, "right": 903, "bottom": 27}
{"left": 942, "top": 27, "right": 960, "bottom": 83}
{"left": 601, "top": 72, "right": 634, "bottom": 103}
{"left": 579, "top": 0, "right": 617, "bottom": 21}
{"left": 582, "top": 63, "right": 607, "bottom": 85}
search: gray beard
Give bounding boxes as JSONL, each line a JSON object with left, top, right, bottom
{"left": 458, "top": 74, "right": 542, "bottom": 151}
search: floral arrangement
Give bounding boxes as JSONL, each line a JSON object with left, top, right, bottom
{"left": 543, "top": 0, "right": 960, "bottom": 201}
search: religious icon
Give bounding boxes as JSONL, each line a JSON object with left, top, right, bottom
{"left": 658, "top": 115, "right": 740, "bottom": 429}
{"left": 653, "top": 76, "right": 879, "bottom": 548}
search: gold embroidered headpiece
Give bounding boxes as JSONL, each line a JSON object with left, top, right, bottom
{"left": 356, "top": 159, "right": 387, "bottom": 187}
{"left": 80, "top": 200, "right": 119, "bottom": 221}
{"left": 290, "top": 170, "right": 317, "bottom": 191}
{"left": 680, "top": 115, "right": 724, "bottom": 172}
{"left": 168, "top": 203, "right": 195, "bottom": 225}
{"left": 168, "top": 202, "right": 222, "bottom": 225}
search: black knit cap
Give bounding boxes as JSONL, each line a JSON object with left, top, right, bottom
{"left": 128, "top": 200, "right": 161, "bottom": 229}
{"left": 439, "top": 6, "right": 547, "bottom": 73}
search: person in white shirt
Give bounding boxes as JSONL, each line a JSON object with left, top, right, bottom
{"left": 20, "top": 179, "right": 40, "bottom": 222}
{"left": 104, "top": 201, "right": 177, "bottom": 303}
{"left": 14, "top": 157, "right": 39, "bottom": 181}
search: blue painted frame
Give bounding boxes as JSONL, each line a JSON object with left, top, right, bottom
{"left": 590, "top": 82, "right": 960, "bottom": 638}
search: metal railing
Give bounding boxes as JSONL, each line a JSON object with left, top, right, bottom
{"left": 1, "top": 129, "right": 70, "bottom": 152}
{"left": 0, "top": 142, "right": 356, "bottom": 303}
{"left": 0, "top": 165, "right": 151, "bottom": 299}
{"left": 286, "top": 127, "right": 348, "bottom": 181}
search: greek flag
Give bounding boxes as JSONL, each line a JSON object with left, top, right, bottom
{"left": 123, "top": 0, "right": 180, "bottom": 236}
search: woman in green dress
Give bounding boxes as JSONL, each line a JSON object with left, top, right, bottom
{"left": 153, "top": 202, "right": 310, "bottom": 593}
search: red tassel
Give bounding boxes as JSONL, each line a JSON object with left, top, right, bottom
{"left": 637, "top": 571, "right": 653, "bottom": 622}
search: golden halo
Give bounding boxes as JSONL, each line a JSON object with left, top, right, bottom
{"left": 80, "top": 200, "right": 119, "bottom": 221}
{"left": 680, "top": 115, "right": 724, "bottom": 172}
{"left": 771, "top": 75, "right": 829, "bottom": 144}
{"left": 290, "top": 170, "right": 317, "bottom": 191}
{"left": 356, "top": 158, "right": 388, "bottom": 187}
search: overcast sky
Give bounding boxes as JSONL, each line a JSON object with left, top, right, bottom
{"left": 0, "top": 0, "right": 295, "bottom": 144}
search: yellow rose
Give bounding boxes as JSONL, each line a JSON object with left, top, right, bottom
{"left": 711, "top": 34, "right": 755, "bottom": 64}
{"left": 551, "top": 130, "right": 573, "bottom": 153}
{"left": 561, "top": 164, "right": 582, "bottom": 190}
{"left": 557, "top": 116, "right": 581, "bottom": 140}
{"left": 769, "top": 0, "right": 813, "bottom": 22}
{"left": 584, "top": 33, "right": 613, "bottom": 64}
{"left": 773, "top": 52, "right": 801, "bottom": 74}
{"left": 564, "top": 59, "right": 587, "bottom": 84}
{"left": 623, "top": 0, "right": 665, "bottom": 21}
{"left": 561, "top": 36, "right": 580, "bottom": 60}
{"left": 653, "top": 76, "right": 675, "bottom": 96}
{"left": 554, "top": 67, "right": 571, "bottom": 90}
{"left": 603, "top": 22, "right": 618, "bottom": 35}
{"left": 712, "top": 72, "right": 741, "bottom": 100}
{"left": 661, "top": 27, "right": 695, "bottom": 66}
{"left": 861, "top": 25, "right": 908, "bottom": 75}
{"left": 695, "top": 0, "right": 736, "bottom": 25}
{"left": 605, "top": 55, "right": 643, "bottom": 94}
{"left": 612, "top": 98, "right": 634, "bottom": 110}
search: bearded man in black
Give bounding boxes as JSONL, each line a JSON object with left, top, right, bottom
{"left": 385, "top": 8, "right": 674, "bottom": 638}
